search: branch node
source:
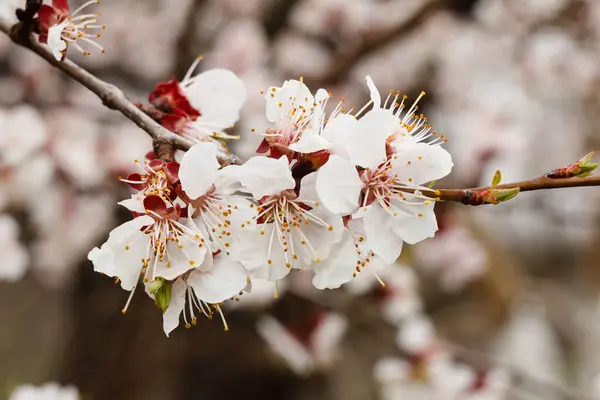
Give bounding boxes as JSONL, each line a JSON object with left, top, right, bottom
{"left": 100, "top": 85, "right": 124, "bottom": 110}
{"left": 153, "top": 138, "right": 176, "bottom": 162}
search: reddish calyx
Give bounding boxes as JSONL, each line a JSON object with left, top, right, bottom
{"left": 143, "top": 195, "right": 181, "bottom": 221}
{"left": 122, "top": 159, "right": 180, "bottom": 202}
{"left": 138, "top": 79, "right": 201, "bottom": 135}
{"left": 37, "top": 0, "right": 70, "bottom": 43}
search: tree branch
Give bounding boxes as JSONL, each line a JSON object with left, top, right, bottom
{"left": 425, "top": 175, "right": 600, "bottom": 205}
{"left": 0, "top": 17, "right": 194, "bottom": 152}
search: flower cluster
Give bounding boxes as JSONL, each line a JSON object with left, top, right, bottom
{"left": 88, "top": 64, "right": 453, "bottom": 335}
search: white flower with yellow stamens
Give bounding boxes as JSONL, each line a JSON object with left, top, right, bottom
{"left": 315, "top": 76, "right": 453, "bottom": 264}
{"left": 87, "top": 197, "right": 208, "bottom": 313}
{"left": 233, "top": 155, "right": 343, "bottom": 281}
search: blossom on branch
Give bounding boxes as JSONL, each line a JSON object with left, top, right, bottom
{"left": 37, "top": 0, "right": 105, "bottom": 60}
{"left": 87, "top": 73, "right": 453, "bottom": 335}
{"left": 316, "top": 76, "right": 453, "bottom": 264}
{"left": 140, "top": 58, "right": 246, "bottom": 156}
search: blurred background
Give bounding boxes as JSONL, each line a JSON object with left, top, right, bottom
{"left": 2, "top": 0, "right": 600, "bottom": 399}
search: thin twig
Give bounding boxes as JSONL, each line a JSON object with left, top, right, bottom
{"left": 432, "top": 176, "right": 600, "bottom": 205}
{"left": 0, "top": 17, "right": 194, "bottom": 151}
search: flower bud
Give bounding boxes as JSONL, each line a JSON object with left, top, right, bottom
{"left": 147, "top": 279, "right": 164, "bottom": 295}
{"left": 491, "top": 170, "right": 502, "bottom": 187}
{"left": 484, "top": 187, "right": 520, "bottom": 204}
{"left": 464, "top": 187, "right": 520, "bottom": 206}
{"left": 546, "top": 151, "right": 598, "bottom": 178}
{"left": 153, "top": 280, "right": 173, "bottom": 314}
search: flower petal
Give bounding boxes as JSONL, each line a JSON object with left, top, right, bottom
{"left": 312, "top": 232, "right": 358, "bottom": 289}
{"left": 179, "top": 142, "right": 220, "bottom": 199}
{"left": 365, "top": 75, "right": 381, "bottom": 109}
{"left": 87, "top": 215, "right": 154, "bottom": 290}
{"left": 118, "top": 196, "right": 145, "bottom": 213}
{"left": 316, "top": 155, "right": 363, "bottom": 214}
{"left": 362, "top": 205, "right": 404, "bottom": 264}
{"left": 390, "top": 195, "right": 438, "bottom": 244}
{"left": 214, "top": 164, "right": 244, "bottom": 195}
{"left": 310, "top": 88, "right": 329, "bottom": 128}
{"left": 265, "top": 80, "right": 314, "bottom": 124}
{"left": 346, "top": 108, "right": 393, "bottom": 169}
{"left": 321, "top": 113, "right": 356, "bottom": 159}
{"left": 183, "top": 69, "right": 246, "bottom": 127}
{"left": 154, "top": 239, "right": 207, "bottom": 281}
{"left": 390, "top": 143, "right": 453, "bottom": 185}
{"left": 162, "top": 279, "right": 186, "bottom": 337}
{"left": 288, "top": 130, "right": 331, "bottom": 153}
{"left": 47, "top": 22, "right": 67, "bottom": 61}
{"left": 239, "top": 156, "right": 295, "bottom": 199}
{"left": 187, "top": 256, "right": 248, "bottom": 304}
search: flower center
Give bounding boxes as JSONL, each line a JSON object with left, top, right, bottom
{"left": 359, "top": 161, "right": 432, "bottom": 216}
{"left": 60, "top": 0, "right": 106, "bottom": 56}
{"left": 254, "top": 193, "right": 332, "bottom": 268}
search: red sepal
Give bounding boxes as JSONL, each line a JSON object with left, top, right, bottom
{"left": 165, "top": 161, "right": 180, "bottom": 184}
{"left": 125, "top": 173, "right": 144, "bottom": 190}
{"left": 149, "top": 79, "right": 200, "bottom": 119}
{"left": 38, "top": 4, "right": 60, "bottom": 32}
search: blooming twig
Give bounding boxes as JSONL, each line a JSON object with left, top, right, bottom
{"left": 431, "top": 175, "right": 600, "bottom": 205}
{"left": 410, "top": 155, "right": 600, "bottom": 205}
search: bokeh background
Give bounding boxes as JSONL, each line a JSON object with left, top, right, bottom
{"left": 2, "top": 0, "right": 600, "bottom": 399}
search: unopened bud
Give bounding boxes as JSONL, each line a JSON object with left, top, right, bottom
{"left": 153, "top": 280, "right": 172, "bottom": 314}
{"left": 464, "top": 187, "right": 520, "bottom": 206}
{"left": 491, "top": 170, "right": 502, "bottom": 187}
{"left": 485, "top": 187, "right": 520, "bottom": 204}
{"left": 546, "top": 152, "right": 597, "bottom": 178}
{"left": 147, "top": 278, "right": 163, "bottom": 295}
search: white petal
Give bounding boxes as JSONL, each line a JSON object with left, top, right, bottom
{"left": 183, "top": 68, "right": 246, "bottom": 127}
{"left": 316, "top": 155, "right": 363, "bottom": 214}
{"left": 288, "top": 130, "right": 331, "bottom": 153}
{"left": 230, "top": 224, "right": 293, "bottom": 281}
{"left": 214, "top": 164, "right": 244, "bottom": 195}
{"left": 390, "top": 196, "right": 438, "bottom": 244}
{"left": 179, "top": 142, "right": 220, "bottom": 199}
{"left": 346, "top": 108, "right": 393, "bottom": 169}
{"left": 153, "top": 237, "right": 207, "bottom": 281}
{"left": 265, "top": 80, "right": 314, "bottom": 124}
{"left": 362, "top": 205, "right": 404, "bottom": 264}
{"left": 321, "top": 113, "right": 356, "bottom": 158}
{"left": 87, "top": 215, "right": 154, "bottom": 290}
{"left": 297, "top": 170, "right": 318, "bottom": 202}
{"left": 239, "top": 156, "right": 295, "bottom": 198}
{"left": 47, "top": 22, "right": 68, "bottom": 61}
{"left": 187, "top": 256, "right": 248, "bottom": 303}
{"left": 162, "top": 279, "right": 187, "bottom": 337}
{"left": 390, "top": 143, "right": 453, "bottom": 185}
{"left": 294, "top": 203, "right": 344, "bottom": 267}
{"left": 118, "top": 196, "right": 145, "bottom": 213}
{"left": 365, "top": 75, "right": 381, "bottom": 109}
{"left": 310, "top": 88, "right": 329, "bottom": 128}
{"left": 312, "top": 232, "right": 358, "bottom": 289}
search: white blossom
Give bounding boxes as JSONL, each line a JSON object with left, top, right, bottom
{"left": 234, "top": 156, "right": 343, "bottom": 281}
